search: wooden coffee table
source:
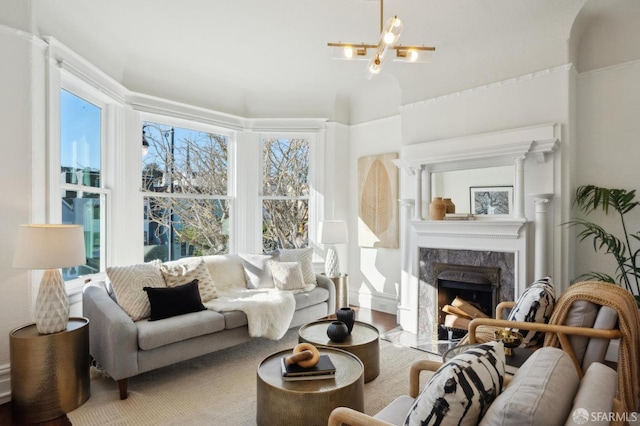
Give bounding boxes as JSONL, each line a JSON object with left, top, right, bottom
{"left": 298, "top": 319, "right": 380, "bottom": 382}
{"left": 256, "top": 347, "right": 364, "bottom": 426}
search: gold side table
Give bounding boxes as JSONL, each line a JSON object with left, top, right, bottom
{"left": 298, "top": 319, "right": 380, "bottom": 383}
{"left": 10, "top": 317, "right": 90, "bottom": 423}
{"left": 323, "top": 273, "right": 349, "bottom": 309}
{"left": 256, "top": 347, "right": 364, "bottom": 426}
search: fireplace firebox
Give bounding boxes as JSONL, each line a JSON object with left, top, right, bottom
{"left": 434, "top": 263, "right": 500, "bottom": 340}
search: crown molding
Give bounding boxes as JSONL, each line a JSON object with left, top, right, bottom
{"left": 401, "top": 64, "right": 573, "bottom": 110}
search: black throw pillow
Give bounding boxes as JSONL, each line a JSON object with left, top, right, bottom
{"left": 143, "top": 279, "right": 206, "bottom": 321}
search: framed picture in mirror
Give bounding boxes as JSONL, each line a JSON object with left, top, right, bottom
{"left": 470, "top": 186, "right": 513, "bottom": 216}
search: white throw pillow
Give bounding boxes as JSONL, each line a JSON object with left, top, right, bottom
{"left": 239, "top": 253, "right": 275, "bottom": 289}
{"left": 107, "top": 260, "right": 166, "bottom": 321}
{"left": 269, "top": 261, "right": 307, "bottom": 291}
{"left": 201, "top": 254, "right": 247, "bottom": 292}
{"left": 405, "top": 341, "right": 505, "bottom": 426}
{"left": 160, "top": 257, "right": 218, "bottom": 302}
{"left": 276, "top": 248, "right": 316, "bottom": 285}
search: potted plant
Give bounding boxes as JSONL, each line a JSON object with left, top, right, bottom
{"left": 566, "top": 185, "right": 640, "bottom": 306}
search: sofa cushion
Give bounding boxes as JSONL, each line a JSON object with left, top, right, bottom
{"left": 144, "top": 280, "right": 207, "bottom": 321}
{"left": 136, "top": 309, "right": 226, "bottom": 350}
{"left": 276, "top": 248, "right": 316, "bottom": 285}
{"left": 107, "top": 260, "right": 166, "bottom": 321}
{"left": 479, "top": 346, "right": 579, "bottom": 426}
{"left": 562, "top": 300, "right": 599, "bottom": 365}
{"left": 564, "top": 362, "right": 617, "bottom": 426}
{"left": 507, "top": 276, "right": 555, "bottom": 347}
{"left": 239, "top": 253, "right": 275, "bottom": 289}
{"left": 160, "top": 257, "right": 218, "bottom": 302}
{"left": 269, "top": 261, "right": 307, "bottom": 291}
{"left": 374, "top": 395, "right": 417, "bottom": 424}
{"left": 292, "top": 286, "right": 330, "bottom": 310}
{"left": 201, "top": 254, "right": 247, "bottom": 292}
{"left": 581, "top": 306, "right": 618, "bottom": 372}
{"left": 222, "top": 310, "right": 248, "bottom": 329}
{"left": 405, "top": 341, "right": 505, "bottom": 426}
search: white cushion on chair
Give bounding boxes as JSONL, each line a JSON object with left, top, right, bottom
{"left": 581, "top": 306, "right": 618, "bottom": 372}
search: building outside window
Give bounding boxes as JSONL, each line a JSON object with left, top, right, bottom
{"left": 261, "top": 137, "right": 310, "bottom": 252}
{"left": 59, "top": 89, "right": 105, "bottom": 279}
{"left": 142, "top": 121, "right": 230, "bottom": 261}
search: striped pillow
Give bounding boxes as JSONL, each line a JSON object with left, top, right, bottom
{"left": 276, "top": 248, "right": 316, "bottom": 285}
{"left": 405, "top": 341, "right": 506, "bottom": 426}
{"left": 507, "top": 276, "right": 556, "bottom": 347}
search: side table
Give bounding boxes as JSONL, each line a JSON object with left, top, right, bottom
{"left": 256, "top": 347, "right": 364, "bottom": 426}
{"left": 323, "top": 273, "right": 349, "bottom": 309}
{"left": 298, "top": 319, "right": 380, "bottom": 382}
{"left": 10, "top": 317, "right": 90, "bottom": 423}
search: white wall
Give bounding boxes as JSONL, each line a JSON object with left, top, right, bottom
{"left": 0, "top": 24, "right": 47, "bottom": 402}
{"left": 348, "top": 116, "right": 403, "bottom": 314}
{"left": 574, "top": 60, "right": 640, "bottom": 289}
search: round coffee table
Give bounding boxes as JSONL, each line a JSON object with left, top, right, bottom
{"left": 298, "top": 319, "right": 380, "bottom": 382}
{"left": 256, "top": 347, "right": 364, "bottom": 426}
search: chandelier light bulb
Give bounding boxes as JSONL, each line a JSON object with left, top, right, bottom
{"left": 382, "top": 16, "right": 403, "bottom": 46}
{"left": 343, "top": 46, "right": 354, "bottom": 59}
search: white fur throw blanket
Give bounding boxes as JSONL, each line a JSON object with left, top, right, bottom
{"left": 204, "top": 288, "right": 295, "bottom": 340}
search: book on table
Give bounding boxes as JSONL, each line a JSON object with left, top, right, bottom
{"left": 280, "top": 354, "right": 336, "bottom": 381}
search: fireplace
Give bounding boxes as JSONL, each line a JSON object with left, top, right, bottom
{"left": 434, "top": 263, "right": 500, "bottom": 339}
{"left": 418, "top": 248, "right": 515, "bottom": 337}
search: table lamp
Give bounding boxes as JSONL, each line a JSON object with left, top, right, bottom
{"left": 13, "top": 224, "right": 86, "bottom": 334}
{"left": 318, "top": 220, "right": 348, "bottom": 278}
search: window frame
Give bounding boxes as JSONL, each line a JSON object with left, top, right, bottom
{"left": 139, "top": 113, "right": 237, "bottom": 259}
{"left": 258, "top": 134, "right": 315, "bottom": 252}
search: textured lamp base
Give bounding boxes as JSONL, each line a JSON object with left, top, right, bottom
{"left": 34, "top": 269, "right": 70, "bottom": 334}
{"left": 325, "top": 245, "right": 340, "bottom": 278}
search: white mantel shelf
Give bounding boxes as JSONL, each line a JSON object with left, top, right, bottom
{"left": 411, "top": 219, "right": 528, "bottom": 240}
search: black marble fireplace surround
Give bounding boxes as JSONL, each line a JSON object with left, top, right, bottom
{"left": 418, "top": 248, "right": 515, "bottom": 337}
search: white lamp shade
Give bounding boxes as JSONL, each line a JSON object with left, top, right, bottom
{"left": 13, "top": 224, "right": 86, "bottom": 270}
{"left": 318, "top": 220, "right": 348, "bottom": 245}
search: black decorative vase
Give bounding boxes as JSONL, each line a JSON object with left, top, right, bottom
{"left": 336, "top": 307, "right": 356, "bottom": 334}
{"left": 327, "top": 321, "right": 349, "bottom": 343}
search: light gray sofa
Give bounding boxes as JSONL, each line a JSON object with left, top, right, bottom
{"left": 83, "top": 253, "right": 335, "bottom": 399}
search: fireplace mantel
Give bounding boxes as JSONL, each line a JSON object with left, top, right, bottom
{"left": 411, "top": 219, "right": 527, "bottom": 240}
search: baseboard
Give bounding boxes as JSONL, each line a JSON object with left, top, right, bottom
{"left": 0, "top": 363, "right": 10, "bottom": 405}
{"left": 353, "top": 291, "right": 397, "bottom": 314}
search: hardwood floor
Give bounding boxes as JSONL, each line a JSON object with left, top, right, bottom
{"left": 0, "top": 307, "right": 396, "bottom": 425}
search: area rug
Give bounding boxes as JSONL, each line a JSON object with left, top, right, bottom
{"left": 68, "top": 328, "right": 439, "bottom": 425}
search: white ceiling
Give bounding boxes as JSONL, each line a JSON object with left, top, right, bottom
{"left": 29, "top": 0, "right": 640, "bottom": 122}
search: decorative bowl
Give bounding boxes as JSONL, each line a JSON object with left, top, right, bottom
{"left": 494, "top": 329, "right": 523, "bottom": 355}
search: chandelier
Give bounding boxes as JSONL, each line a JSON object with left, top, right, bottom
{"left": 327, "top": 0, "right": 435, "bottom": 79}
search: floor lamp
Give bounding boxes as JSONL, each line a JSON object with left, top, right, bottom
{"left": 13, "top": 224, "right": 86, "bottom": 334}
{"left": 318, "top": 220, "right": 348, "bottom": 278}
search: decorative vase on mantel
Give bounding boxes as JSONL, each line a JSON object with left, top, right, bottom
{"left": 443, "top": 198, "right": 456, "bottom": 214}
{"left": 335, "top": 307, "right": 356, "bottom": 334}
{"left": 429, "top": 197, "right": 446, "bottom": 220}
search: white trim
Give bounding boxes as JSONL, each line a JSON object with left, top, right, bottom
{"left": 577, "top": 58, "right": 640, "bottom": 79}
{"left": 45, "top": 37, "right": 128, "bottom": 105}
{"left": 0, "top": 23, "right": 47, "bottom": 48}
{"left": 401, "top": 64, "right": 573, "bottom": 109}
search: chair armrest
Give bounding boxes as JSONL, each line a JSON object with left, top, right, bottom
{"left": 495, "top": 301, "right": 515, "bottom": 319}
{"left": 409, "top": 359, "right": 443, "bottom": 397}
{"left": 467, "top": 317, "right": 622, "bottom": 377}
{"left": 82, "top": 282, "right": 139, "bottom": 380}
{"left": 328, "top": 407, "right": 393, "bottom": 426}
{"left": 315, "top": 274, "right": 336, "bottom": 314}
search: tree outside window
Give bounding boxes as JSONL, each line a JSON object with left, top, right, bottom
{"left": 142, "top": 122, "right": 230, "bottom": 261}
{"left": 261, "top": 138, "right": 310, "bottom": 252}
